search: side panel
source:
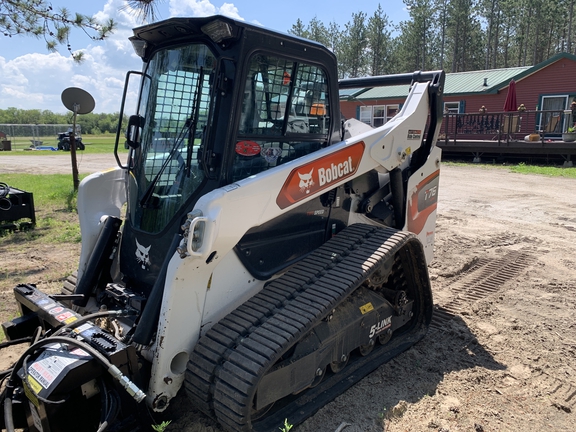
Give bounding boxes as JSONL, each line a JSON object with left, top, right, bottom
{"left": 405, "top": 146, "right": 442, "bottom": 263}
{"left": 233, "top": 200, "right": 329, "bottom": 280}
{"left": 77, "top": 168, "right": 126, "bottom": 281}
{"left": 201, "top": 251, "right": 266, "bottom": 334}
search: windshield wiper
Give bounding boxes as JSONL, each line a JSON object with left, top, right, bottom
{"left": 139, "top": 119, "right": 192, "bottom": 208}
{"left": 140, "top": 69, "right": 206, "bottom": 209}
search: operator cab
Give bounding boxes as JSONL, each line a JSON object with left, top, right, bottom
{"left": 114, "top": 16, "right": 343, "bottom": 294}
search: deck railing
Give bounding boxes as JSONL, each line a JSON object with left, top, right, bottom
{"left": 440, "top": 109, "right": 574, "bottom": 145}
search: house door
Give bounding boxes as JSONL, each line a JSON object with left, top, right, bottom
{"left": 540, "top": 95, "right": 568, "bottom": 133}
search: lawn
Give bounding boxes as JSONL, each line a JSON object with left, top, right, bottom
{"left": 1, "top": 173, "right": 87, "bottom": 242}
{"left": 443, "top": 160, "right": 576, "bottom": 178}
{"left": 0, "top": 133, "right": 129, "bottom": 154}
{"left": 0, "top": 173, "right": 87, "bottom": 339}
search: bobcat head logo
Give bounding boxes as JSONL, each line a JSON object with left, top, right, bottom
{"left": 298, "top": 169, "right": 314, "bottom": 194}
{"left": 135, "top": 239, "right": 151, "bottom": 270}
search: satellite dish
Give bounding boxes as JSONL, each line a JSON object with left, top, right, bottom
{"left": 61, "top": 87, "right": 95, "bottom": 114}
{"left": 60, "top": 87, "right": 96, "bottom": 192}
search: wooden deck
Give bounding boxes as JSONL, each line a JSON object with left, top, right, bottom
{"left": 438, "top": 138, "right": 576, "bottom": 156}
{"left": 437, "top": 138, "right": 576, "bottom": 165}
{"left": 437, "top": 110, "right": 576, "bottom": 164}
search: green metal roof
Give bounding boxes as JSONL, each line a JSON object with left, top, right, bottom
{"left": 349, "top": 83, "right": 412, "bottom": 100}
{"left": 341, "top": 52, "right": 576, "bottom": 101}
{"left": 353, "top": 66, "right": 530, "bottom": 100}
{"left": 338, "top": 87, "right": 366, "bottom": 99}
{"left": 444, "top": 66, "right": 530, "bottom": 94}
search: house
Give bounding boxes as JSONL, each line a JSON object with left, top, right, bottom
{"left": 340, "top": 52, "right": 576, "bottom": 137}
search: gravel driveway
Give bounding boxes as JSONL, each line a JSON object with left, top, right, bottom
{"left": 0, "top": 153, "right": 121, "bottom": 175}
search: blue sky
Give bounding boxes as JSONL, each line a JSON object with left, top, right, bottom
{"left": 0, "top": 0, "right": 409, "bottom": 113}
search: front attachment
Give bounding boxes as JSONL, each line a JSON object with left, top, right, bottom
{"left": 1, "top": 284, "right": 145, "bottom": 432}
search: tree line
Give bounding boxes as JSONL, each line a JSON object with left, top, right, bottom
{"left": 0, "top": 108, "right": 124, "bottom": 135}
{"left": 288, "top": 0, "right": 576, "bottom": 78}
{"left": 3, "top": 1, "right": 574, "bottom": 76}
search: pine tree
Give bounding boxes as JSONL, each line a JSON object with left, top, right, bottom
{"left": 341, "top": 12, "right": 369, "bottom": 78}
{"left": 0, "top": 0, "right": 115, "bottom": 62}
{"left": 366, "top": 4, "right": 395, "bottom": 75}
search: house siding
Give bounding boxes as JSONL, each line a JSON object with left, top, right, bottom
{"left": 339, "top": 54, "right": 576, "bottom": 138}
{"left": 442, "top": 57, "right": 576, "bottom": 114}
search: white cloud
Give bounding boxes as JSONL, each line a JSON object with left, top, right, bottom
{"left": 219, "top": 3, "right": 243, "bottom": 21}
{"left": 0, "top": 52, "right": 76, "bottom": 109}
{"left": 169, "top": 0, "right": 217, "bottom": 17}
{"left": 0, "top": 0, "right": 251, "bottom": 114}
{"left": 0, "top": 0, "right": 143, "bottom": 114}
{"left": 169, "top": 0, "right": 244, "bottom": 21}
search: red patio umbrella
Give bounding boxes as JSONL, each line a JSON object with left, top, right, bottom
{"left": 503, "top": 79, "right": 517, "bottom": 111}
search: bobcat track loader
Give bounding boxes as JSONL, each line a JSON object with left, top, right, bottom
{"left": 0, "top": 15, "right": 444, "bottom": 432}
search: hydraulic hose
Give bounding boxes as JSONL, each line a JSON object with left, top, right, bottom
{"left": 52, "top": 309, "right": 136, "bottom": 337}
{"left": 0, "top": 182, "right": 8, "bottom": 199}
{"left": 3, "top": 396, "right": 14, "bottom": 432}
{"left": 390, "top": 167, "right": 405, "bottom": 229}
{"left": 4, "top": 335, "right": 146, "bottom": 432}
{"left": 0, "top": 337, "right": 32, "bottom": 349}
{"left": 0, "top": 182, "right": 10, "bottom": 211}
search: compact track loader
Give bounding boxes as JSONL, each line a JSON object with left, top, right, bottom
{"left": 0, "top": 15, "right": 444, "bottom": 432}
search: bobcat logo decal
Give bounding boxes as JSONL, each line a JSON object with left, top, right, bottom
{"left": 276, "top": 141, "right": 365, "bottom": 210}
{"left": 135, "top": 239, "right": 151, "bottom": 270}
{"left": 298, "top": 169, "right": 314, "bottom": 194}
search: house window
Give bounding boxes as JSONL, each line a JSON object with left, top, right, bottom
{"left": 444, "top": 102, "right": 460, "bottom": 114}
{"left": 359, "top": 106, "right": 372, "bottom": 124}
{"left": 541, "top": 95, "right": 568, "bottom": 111}
{"left": 359, "top": 104, "right": 400, "bottom": 126}
{"left": 386, "top": 105, "right": 399, "bottom": 122}
{"left": 373, "top": 105, "right": 385, "bottom": 127}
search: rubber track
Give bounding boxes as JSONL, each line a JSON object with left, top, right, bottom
{"left": 184, "top": 224, "right": 424, "bottom": 431}
{"left": 60, "top": 271, "right": 78, "bottom": 308}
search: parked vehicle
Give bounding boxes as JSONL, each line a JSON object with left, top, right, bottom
{"left": 57, "top": 127, "right": 85, "bottom": 151}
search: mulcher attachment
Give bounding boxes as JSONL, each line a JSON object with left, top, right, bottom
{"left": 184, "top": 224, "right": 433, "bottom": 431}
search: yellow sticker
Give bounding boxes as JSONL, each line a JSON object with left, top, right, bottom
{"left": 64, "top": 316, "right": 78, "bottom": 324}
{"left": 24, "top": 377, "right": 41, "bottom": 407}
{"left": 360, "top": 302, "right": 374, "bottom": 314}
{"left": 27, "top": 375, "right": 43, "bottom": 394}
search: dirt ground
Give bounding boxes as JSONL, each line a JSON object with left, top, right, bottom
{"left": 0, "top": 153, "right": 121, "bottom": 175}
{"left": 1, "top": 154, "right": 575, "bottom": 432}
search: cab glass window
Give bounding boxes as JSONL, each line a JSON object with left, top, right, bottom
{"left": 233, "top": 54, "right": 331, "bottom": 181}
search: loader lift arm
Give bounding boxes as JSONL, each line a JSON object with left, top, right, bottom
{"left": 339, "top": 70, "right": 444, "bottom": 173}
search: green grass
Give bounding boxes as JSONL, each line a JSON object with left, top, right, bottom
{"left": 508, "top": 162, "right": 576, "bottom": 178}
{"left": 0, "top": 173, "right": 87, "bottom": 243}
{"left": 0, "top": 133, "right": 128, "bottom": 155}
{"left": 443, "top": 161, "right": 576, "bottom": 178}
